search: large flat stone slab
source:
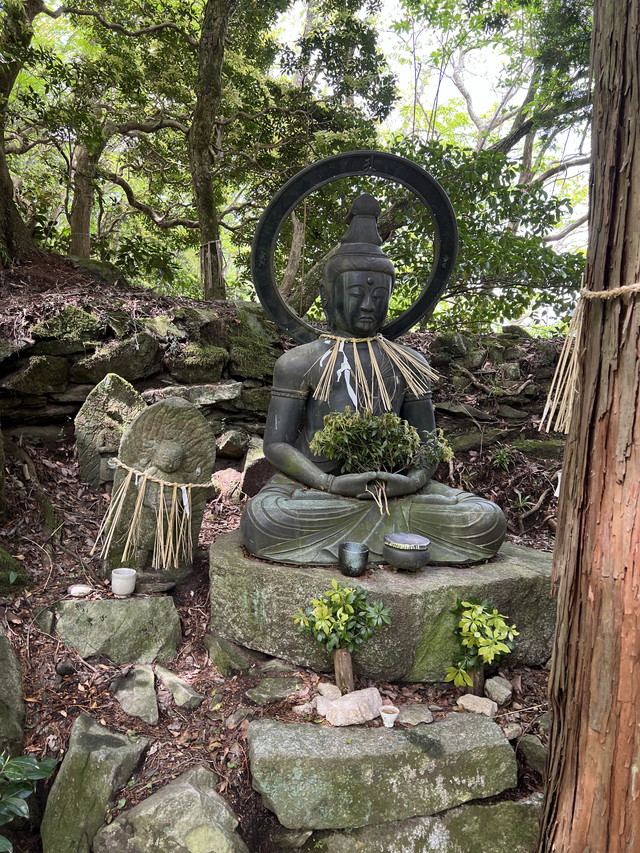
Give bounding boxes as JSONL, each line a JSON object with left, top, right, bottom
{"left": 54, "top": 598, "right": 181, "bottom": 663}
{"left": 247, "top": 714, "right": 517, "bottom": 830}
{"left": 210, "top": 531, "right": 554, "bottom": 682}
{"left": 303, "top": 798, "right": 541, "bottom": 852}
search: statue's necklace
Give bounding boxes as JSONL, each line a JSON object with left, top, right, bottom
{"left": 314, "top": 333, "right": 438, "bottom": 412}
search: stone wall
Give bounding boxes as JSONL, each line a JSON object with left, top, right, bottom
{"left": 0, "top": 299, "right": 565, "bottom": 473}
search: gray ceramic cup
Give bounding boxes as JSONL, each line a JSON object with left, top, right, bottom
{"left": 338, "top": 542, "right": 369, "bottom": 577}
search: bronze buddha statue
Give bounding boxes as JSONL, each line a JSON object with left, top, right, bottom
{"left": 241, "top": 194, "right": 505, "bottom": 565}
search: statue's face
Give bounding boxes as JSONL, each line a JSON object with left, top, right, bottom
{"left": 327, "top": 270, "right": 392, "bottom": 336}
{"left": 153, "top": 440, "right": 185, "bottom": 473}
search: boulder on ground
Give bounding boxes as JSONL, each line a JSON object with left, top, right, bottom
{"left": 92, "top": 766, "right": 248, "bottom": 853}
{"left": 40, "top": 714, "right": 150, "bottom": 853}
{"left": 54, "top": 598, "right": 181, "bottom": 663}
{"left": 247, "top": 714, "right": 517, "bottom": 830}
{"left": 316, "top": 687, "right": 382, "bottom": 727}
{"left": 0, "top": 625, "right": 24, "bottom": 756}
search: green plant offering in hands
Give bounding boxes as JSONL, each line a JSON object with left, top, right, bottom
{"left": 0, "top": 753, "right": 57, "bottom": 852}
{"left": 309, "top": 408, "right": 452, "bottom": 512}
{"left": 293, "top": 579, "right": 391, "bottom": 653}
{"left": 444, "top": 597, "right": 519, "bottom": 689}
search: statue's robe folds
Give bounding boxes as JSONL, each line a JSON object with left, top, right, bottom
{"left": 241, "top": 474, "right": 505, "bottom": 565}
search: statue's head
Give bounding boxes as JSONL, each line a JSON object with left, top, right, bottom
{"left": 320, "top": 194, "right": 395, "bottom": 337}
{"left": 152, "top": 440, "right": 185, "bottom": 474}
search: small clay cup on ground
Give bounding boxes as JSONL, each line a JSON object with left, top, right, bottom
{"left": 338, "top": 542, "right": 369, "bottom": 577}
{"left": 111, "top": 568, "right": 137, "bottom": 597}
{"left": 381, "top": 705, "right": 400, "bottom": 727}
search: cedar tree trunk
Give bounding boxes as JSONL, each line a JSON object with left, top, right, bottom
{"left": 188, "top": 0, "right": 236, "bottom": 301}
{"left": 538, "top": 3, "right": 640, "bottom": 850}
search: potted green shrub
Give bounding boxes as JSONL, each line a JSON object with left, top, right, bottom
{"left": 293, "top": 579, "right": 391, "bottom": 693}
{"left": 444, "top": 597, "right": 519, "bottom": 695}
{"left": 309, "top": 408, "right": 452, "bottom": 513}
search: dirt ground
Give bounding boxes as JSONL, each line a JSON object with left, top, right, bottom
{"left": 0, "top": 432, "right": 552, "bottom": 852}
{"left": 0, "top": 256, "right": 554, "bottom": 851}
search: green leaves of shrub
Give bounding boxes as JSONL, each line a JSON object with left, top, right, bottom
{"left": 0, "top": 753, "right": 57, "bottom": 852}
{"left": 293, "top": 579, "right": 391, "bottom": 653}
{"left": 444, "top": 597, "right": 519, "bottom": 688}
{"left": 309, "top": 408, "right": 452, "bottom": 475}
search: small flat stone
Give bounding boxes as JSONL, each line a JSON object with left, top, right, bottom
{"left": 316, "top": 687, "right": 382, "bottom": 727}
{"left": 226, "top": 707, "right": 257, "bottom": 728}
{"left": 503, "top": 723, "right": 522, "bottom": 741}
{"left": 155, "top": 665, "right": 204, "bottom": 709}
{"left": 317, "top": 683, "right": 342, "bottom": 700}
{"left": 112, "top": 666, "right": 158, "bottom": 725}
{"left": 518, "top": 734, "right": 548, "bottom": 776}
{"left": 397, "top": 704, "right": 434, "bottom": 726}
{"left": 261, "top": 658, "right": 297, "bottom": 674}
{"left": 485, "top": 675, "right": 513, "bottom": 706}
{"left": 67, "top": 584, "right": 94, "bottom": 597}
{"left": 245, "top": 678, "right": 303, "bottom": 705}
{"left": 457, "top": 694, "right": 498, "bottom": 718}
{"left": 537, "top": 711, "right": 552, "bottom": 734}
{"left": 292, "top": 702, "right": 316, "bottom": 716}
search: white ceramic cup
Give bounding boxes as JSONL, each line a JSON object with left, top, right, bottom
{"left": 381, "top": 705, "right": 400, "bottom": 727}
{"left": 111, "top": 568, "right": 137, "bottom": 597}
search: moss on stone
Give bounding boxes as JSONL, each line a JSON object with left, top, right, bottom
{"left": 512, "top": 438, "right": 565, "bottom": 460}
{"left": 165, "top": 342, "right": 228, "bottom": 383}
{"left": 227, "top": 306, "right": 280, "bottom": 379}
{"left": 0, "top": 547, "right": 29, "bottom": 596}
{"left": 31, "top": 306, "right": 102, "bottom": 342}
{"left": 3, "top": 355, "right": 69, "bottom": 395}
{"left": 140, "top": 316, "right": 187, "bottom": 341}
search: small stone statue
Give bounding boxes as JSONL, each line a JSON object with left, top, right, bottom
{"left": 95, "top": 397, "right": 216, "bottom": 584}
{"left": 241, "top": 194, "right": 505, "bottom": 565}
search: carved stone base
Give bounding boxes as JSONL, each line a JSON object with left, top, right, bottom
{"left": 209, "top": 530, "right": 555, "bottom": 682}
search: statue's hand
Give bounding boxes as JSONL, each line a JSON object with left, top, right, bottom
{"left": 330, "top": 472, "right": 380, "bottom": 498}
{"left": 378, "top": 472, "right": 421, "bottom": 497}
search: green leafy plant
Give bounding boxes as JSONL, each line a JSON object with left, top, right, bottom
{"left": 0, "top": 753, "right": 57, "bottom": 852}
{"left": 489, "top": 444, "right": 515, "bottom": 472}
{"left": 293, "top": 579, "right": 390, "bottom": 693}
{"left": 309, "top": 409, "right": 452, "bottom": 512}
{"left": 444, "top": 598, "right": 519, "bottom": 692}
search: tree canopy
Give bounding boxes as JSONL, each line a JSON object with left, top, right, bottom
{"left": 1, "top": 0, "right": 589, "bottom": 329}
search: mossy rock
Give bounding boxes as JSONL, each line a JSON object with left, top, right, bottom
{"left": 1, "top": 355, "right": 69, "bottom": 395}
{"left": 430, "top": 332, "right": 470, "bottom": 358}
{"left": 164, "top": 342, "right": 229, "bottom": 383}
{"left": 140, "top": 316, "right": 187, "bottom": 341}
{"left": 512, "top": 438, "right": 565, "bottom": 460}
{"left": 31, "top": 306, "right": 102, "bottom": 342}
{"left": 0, "top": 548, "right": 29, "bottom": 596}
{"left": 70, "top": 332, "right": 161, "bottom": 384}
{"left": 227, "top": 305, "right": 280, "bottom": 379}
{"left": 67, "top": 255, "right": 130, "bottom": 285}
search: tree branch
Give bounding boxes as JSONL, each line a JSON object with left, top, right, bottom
{"left": 40, "top": 4, "right": 199, "bottom": 47}
{"left": 538, "top": 156, "right": 591, "bottom": 184}
{"left": 543, "top": 213, "right": 589, "bottom": 243}
{"left": 102, "top": 170, "right": 198, "bottom": 229}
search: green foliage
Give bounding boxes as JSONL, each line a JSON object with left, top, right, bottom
{"left": 0, "top": 753, "right": 57, "bottom": 852}
{"left": 309, "top": 408, "right": 422, "bottom": 475}
{"left": 489, "top": 444, "right": 516, "bottom": 472}
{"left": 444, "top": 597, "right": 518, "bottom": 687}
{"left": 293, "top": 578, "right": 390, "bottom": 653}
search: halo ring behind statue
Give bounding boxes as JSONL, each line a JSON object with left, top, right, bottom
{"left": 251, "top": 150, "right": 458, "bottom": 343}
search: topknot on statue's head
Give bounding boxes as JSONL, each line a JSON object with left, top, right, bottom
{"left": 322, "top": 194, "right": 395, "bottom": 296}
